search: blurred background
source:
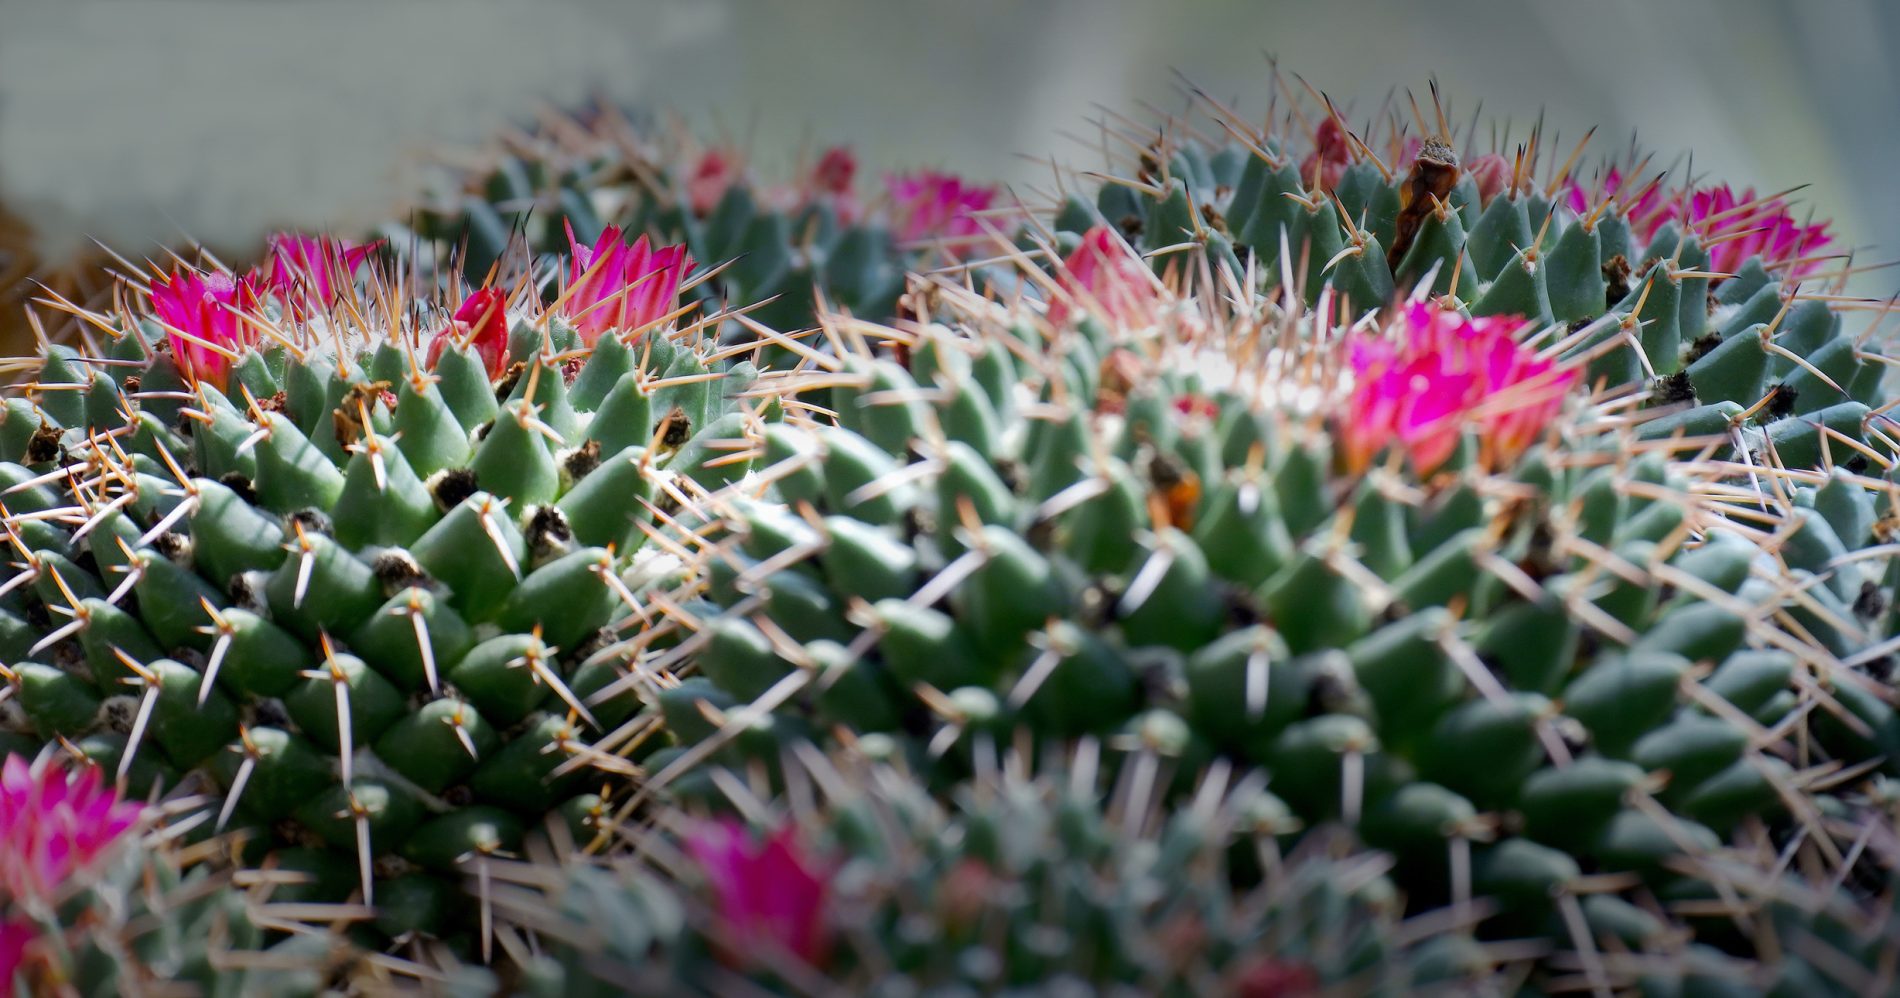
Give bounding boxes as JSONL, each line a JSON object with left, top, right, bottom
{"left": 3, "top": 0, "right": 1897, "bottom": 350}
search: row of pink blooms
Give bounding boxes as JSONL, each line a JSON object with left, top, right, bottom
{"left": 151, "top": 225, "right": 698, "bottom": 390}
{"left": 1, "top": 754, "right": 146, "bottom": 993}
{"left": 687, "top": 144, "right": 999, "bottom": 246}
{"left": 1055, "top": 223, "right": 1575, "bottom": 475}
{"left": 152, "top": 156, "right": 1000, "bottom": 391}
{"left": 1563, "top": 168, "right": 1834, "bottom": 281}
{"left": 1301, "top": 119, "right": 1832, "bottom": 280}
{"left": 153, "top": 211, "right": 1574, "bottom": 482}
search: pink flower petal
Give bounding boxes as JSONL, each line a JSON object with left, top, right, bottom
{"left": 0, "top": 754, "right": 143, "bottom": 906}
{"left": 885, "top": 170, "right": 999, "bottom": 253}
{"left": 1337, "top": 304, "right": 1578, "bottom": 475}
{"left": 1050, "top": 225, "right": 1159, "bottom": 328}
{"left": 687, "top": 818, "right": 831, "bottom": 968}
{"left": 149, "top": 267, "right": 259, "bottom": 389}
{"left": 559, "top": 225, "right": 694, "bottom": 345}
{"left": 0, "top": 919, "right": 33, "bottom": 992}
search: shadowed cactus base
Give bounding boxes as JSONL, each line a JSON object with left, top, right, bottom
{"left": 492, "top": 745, "right": 1515, "bottom": 996}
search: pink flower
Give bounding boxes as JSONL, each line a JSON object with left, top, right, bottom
{"left": 0, "top": 919, "right": 32, "bottom": 993}
{"left": 259, "top": 233, "right": 376, "bottom": 319}
{"left": 1563, "top": 168, "right": 1669, "bottom": 231}
{"left": 1300, "top": 117, "right": 1353, "bottom": 192}
{"left": 810, "top": 146, "right": 856, "bottom": 197}
{"left": 1689, "top": 185, "right": 1833, "bottom": 281}
{"left": 1, "top": 754, "right": 143, "bottom": 906}
{"left": 1174, "top": 393, "right": 1220, "bottom": 421}
{"left": 885, "top": 170, "right": 998, "bottom": 250}
{"left": 426, "top": 288, "right": 510, "bottom": 379}
{"left": 1465, "top": 153, "right": 1514, "bottom": 205}
{"left": 149, "top": 267, "right": 259, "bottom": 389}
{"left": 804, "top": 146, "right": 861, "bottom": 224}
{"left": 1563, "top": 172, "right": 1831, "bottom": 279}
{"left": 686, "top": 818, "right": 830, "bottom": 968}
{"left": 1339, "top": 303, "right": 1578, "bottom": 475}
{"left": 559, "top": 223, "right": 695, "bottom": 345}
{"left": 688, "top": 148, "right": 742, "bottom": 217}
{"left": 1049, "top": 224, "right": 1159, "bottom": 328}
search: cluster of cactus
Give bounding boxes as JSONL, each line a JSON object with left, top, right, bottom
{"left": 397, "top": 103, "right": 1009, "bottom": 336}
{"left": 491, "top": 740, "right": 1515, "bottom": 996}
{"left": 1067, "top": 86, "right": 1877, "bottom": 429}
{"left": 4, "top": 75, "right": 1900, "bottom": 996}
{"left": 637, "top": 262, "right": 1900, "bottom": 992}
{"left": 0, "top": 230, "right": 804, "bottom": 961}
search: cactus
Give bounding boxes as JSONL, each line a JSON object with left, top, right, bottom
{"left": 0, "top": 232, "right": 781, "bottom": 952}
{"left": 0, "top": 752, "right": 349, "bottom": 995}
{"left": 490, "top": 740, "right": 1513, "bottom": 995}
{"left": 630, "top": 220, "right": 1900, "bottom": 990}
{"left": 1051, "top": 86, "right": 1881, "bottom": 439}
{"left": 5, "top": 77, "right": 1900, "bottom": 996}
{"left": 398, "top": 103, "right": 1010, "bottom": 336}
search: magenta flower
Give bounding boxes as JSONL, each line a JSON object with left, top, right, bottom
{"left": 259, "top": 232, "right": 376, "bottom": 319}
{"left": 1, "top": 754, "right": 143, "bottom": 905}
{"left": 686, "top": 818, "right": 831, "bottom": 969}
{"left": 149, "top": 267, "right": 259, "bottom": 389}
{"left": 1464, "top": 153, "right": 1514, "bottom": 206}
{"left": 1563, "top": 172, "right": 1831, "bottom": 280}
{"left": 810, "top": 146, "right": 857, "bottom": 197}
{"left": 1563, "top": 168, "right": 1668, "bottom": 231}
{"left": 688, "top": 147, "right": 742, "bottom": 217}
{"left": 885, "top": 170, "right": 998, "bottom": 250}
{"left": 1299, "top": 117, "right": 1353, "bottom": 192}
{"left": 1689, "top": 185, "right": 1833, "bottom": 281}
{"left": 426, "top": 288, "right": 511, "bottom": 379}
{"left": 0, "top": 919, "right": 31, "bottom": 993}
{"left": 1339, "top": 302, "right": 1578, "bottom": 475}
{"left": 1049, "top": 224, "right": 1159, "bottom": 328}
{"left": 558, "top": 223, "right": 694, "bottom": 346}
{"left": 804, "top": 145, "right": 862, "bottom": 224}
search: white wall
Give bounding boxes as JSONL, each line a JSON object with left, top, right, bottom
{"left": 3, "top": 0, "right": 1893, "bottom": 291}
